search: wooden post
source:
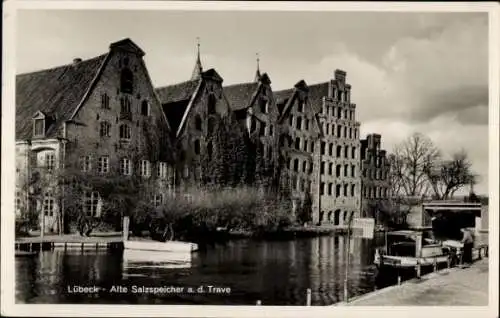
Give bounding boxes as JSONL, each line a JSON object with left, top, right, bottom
{"left": 416, "top": 260, "right": 421, "bottom": 279}
{"left": 397, "top": 275, "right": 401, "bottom": 285}
{"left": 256, "top": 300, "right": 261, "bottom": 306}
{"left": 433, "top": 257, "right": 437, "bottom": 272}
{"left": 447, "top": 255, "right": 451, "bottom": 269}
{"left": 123, "top": 216, "right": 130, "bottom": 242}
{"left": 306, "top": 288, "right": 311, "bottom": 306}
{"left": 343, "top": 212, "right": 354, "bottom": 303}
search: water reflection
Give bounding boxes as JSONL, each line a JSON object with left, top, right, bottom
{"left": 16, "top": 235, "right": 382, "bottom": 305}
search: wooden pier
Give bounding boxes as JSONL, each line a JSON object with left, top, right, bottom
{"left": 15, "top": 233, "right": 124, "bottom": 253}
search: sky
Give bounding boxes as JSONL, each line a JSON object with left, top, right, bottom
{"left": 16, "top": 9, "right": 490, "bottom": 195}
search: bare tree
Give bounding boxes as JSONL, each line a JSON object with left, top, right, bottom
{"left": 425, "top": 149, "right": 476, "bottom": 200}
{"left": 390, "top": 132, "right": 440, "bottom": 198}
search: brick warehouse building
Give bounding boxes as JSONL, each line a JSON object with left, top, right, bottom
{"left": 15, "top": 38, "right": 389, "bottom": 232}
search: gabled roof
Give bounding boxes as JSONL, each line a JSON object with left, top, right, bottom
{"left": 155, "top": 80, "right": 200, "bottom": 105}
{"left": 223, "top": 82, "right": 259, "bottom": 111}
{"left": 16, "top": 54, "right": 108, "bottom": 140}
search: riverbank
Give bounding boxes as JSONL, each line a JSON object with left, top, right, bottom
{"left": 335, "top": 258, "right": 489, "bottom": 306}
{"left": 15, "top": 225, "right": 349, "bottom": 247}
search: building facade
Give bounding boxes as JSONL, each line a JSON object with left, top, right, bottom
{"left": 15, "top": 39, "right": 173, "bottom": 233}
{"left": 360, "top": 134, "right": 391, "bottom": 222}
{"left": 15, "top": 37, "right": 388, "bottom": 232}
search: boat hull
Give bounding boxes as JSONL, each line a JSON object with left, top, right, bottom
{"left": 374, "top": 255, "right": 450, "bottom": 268}
{"left": 124, "top": 240, "right": 198, "bottom": 253}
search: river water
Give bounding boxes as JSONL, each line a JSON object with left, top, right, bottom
{"left": 16, "top": 234, "right": 385, "bottom": 305}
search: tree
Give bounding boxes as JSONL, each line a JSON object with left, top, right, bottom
{"left": 425, "top": 149, "right": 476, "bottom": 200}
{"left": 390, "top": 132, "right": 440, "bottom": 198}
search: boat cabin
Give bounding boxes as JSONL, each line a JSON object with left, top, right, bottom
{"left": 384, "top": 229, "right": 443, "bottom": 258}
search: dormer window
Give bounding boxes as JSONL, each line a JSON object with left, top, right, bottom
{"left": 32, "top": 111, "right": 47, "bottom": 138}
{"left": 120, "top": 67, "right": 134, "bottom": 94}
{"left": 34, "top": 118, "right": 45, "bottom": 137}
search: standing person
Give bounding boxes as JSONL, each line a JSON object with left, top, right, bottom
{"left": 460, "top": 228, "right": 474, "bottom": 265}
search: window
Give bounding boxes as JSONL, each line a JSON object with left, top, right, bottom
{"left": 305, "top": 119, "right": 309, "bottom": 131}
{"left": 302, "top": 161, "right": 307, "bottom": 173}
{"left": 296, "top": 117, "right": 302, "bottom": 130}
{"left": 325, "top": 123, "right": 329, "bottom": 135}
{"left": 295, "top": 137, "right": 300, "bottom": 150}
{"left": 152, "top": 194, "right": 163, "bottom": 207}
{"left": 331, "top": 124, "right": 335, "bottom": 136}
{"left": 194, "top": 140, "right": 201, "bottom": 155}
{"left": 355, "top": 129, "right": 358, "bottom": 139}
{"left": 289, "top": 115, "right": 293, "bottom": 126}
{"left": 352, "top": 147, "right": 356, "bottom": 159}
{"left": 310, "top": 142, "right": 314, "bottom": 153}
{"left": 141, "top": 100, "right": 150, "bottom": 116}
{"left": 328, "top": 163, "right": 333, "bottom": 175}
{"left": 336, "top": 165, "right": 341, "bottom": 177}
{"left": 42, "top": 193, "right": 55, "bottom": 217}
{"left": 337, "top": 107, "right": 342, "bottom": 118}
{"left": 336, "top": 185, "right": 341, "bottom": 198}
{"left": 208, "top": 118, "right": 216, "bottom": 134}
{"left": 340, "top": 92, "right": 345, "bottom": 102}
{"left": 46, "top": 152, "right": 55, "bottom": 171}
{"left": 344, "top": 127, "right": 347, "bottom": 139}
{"left": 259, "top": 98, "right": 267, "bottom": 114}
{"left": 298, "top": 101, "right": 304, "bottom": 113}
{"left": 344, "top": 146, "right": 349, "bottom": 158}
{"left": 349, "top": 128, "right": 352, "bottom": 139}
{"left": 140, "top": 160, "right": 151, "bottom": 177}
{"left": 320, "top": 182, "right": 325, "bottom": 195}
{"left": 351, "top": 184, "right": 355, "bottom": 197}
{"left": 293, "top": 159, "right": 299, "bottom": 172}
{"left": 336, "top": 145, "right": 342, "bottom": 157}
{"left": 351, "top": 165, "right": 355, "bottom": 177}
{"left": 344, "top": 164, "right": 348, "bottom": 177}
{"left": 120, "top": 96, "right": 131, "bottom": 114}
{"left": 344, "top": 184, "right": 348, "bottom": 196}
{"left": 344, "top": 109, "right": 348, "bottom": 119}
{"left": 158, "top": 162, "right": 168, "bottom": 178}
{"left": 98, "top": 156, "right": 109, "bottom": 174}
{"left": 260, "top": 122, "right": 267, "bottom": 136}
{"left": 120, "top": 158, "right": 132, "bottom": 175}
{"left": 195, "top": 115, "right": 202, "bottom": 131}
{"left": 329, "top": 143, "right": 333, "bottom": 156}
{"left": 321, "top": 161, "right": 325, "bottom": 174}
{"left": 119, "top": 124, "right": 131, "bottom": 140}
{"left": 269, "top": 125, "right": 274, "bottom": 136}
{"left": 337, "top": 125, "right": 342, "bottom": 137}
{"left": 321, "top": 141, "right": 326, "bottom": 155}
{"left": 80, "top": 156, "right": 91, "bottom": 172}
{"left": 34, "top": 119, "right": 45, "bottom": 137}
{"left": 207, "top": 142, "right": 213, "bottom": 160}
{"left": 208, "top": 94, "right": 216, "bottom": 114}
{"left": 120, "top": 68, "right": 134, "bottom": 94}
{"left": 328, "top": 183, "right": 333, "bottom": 196}
{"left": 101, "top": 93, "right": 110, "bottom": 109}
{"left": 84, "top": 191, "right": 100, "bottom": 217}
{"left": 100, "top": 121, "right": 111, "bottom": 137}
{"left": 303, "top": 140, "right": 308, "bottom": 152}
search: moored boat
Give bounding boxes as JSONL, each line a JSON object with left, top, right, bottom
{"left": 374, "top": 229, "right": 451, "bottom": 269}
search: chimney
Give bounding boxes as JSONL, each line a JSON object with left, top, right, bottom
{"left": 334, "top": 69, "right": 346, "bottom": 81}
{"left": 73, "top": 58, "right": 82, "bottom": 65}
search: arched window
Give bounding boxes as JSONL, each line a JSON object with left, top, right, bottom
{"left": 337, "top": 125, "right": 342, "bottom": 137}
{"left": 120, "top": 67, "right": 134, "bottom": 94}
{"left": 303, "top": 140, "right": 308, "bottom": 152}
{"left": 336, "top": 185, "right": 341, "bottom": 198}
{"left": 208, "top": 94, "right": 216, "bottom": 114}
{"left": 100, "top": 121, "right": 111, "bottom": 137}
{"left": 329, "top": 143, "right": 333, "bottom": 156}
{"left": 328, "top": 183, "right": 333, "bottom": 195}
{"left": 352, "top": 147, "right": 356, "bottom": 159}
{"left": 194, "top": 139, "right": 200, "bottom": 155}
{"left": 334, "top": 209, "right": 341, "bottom": 225}
{"left": 141, "top": 100, "right": 150, "bottom": 116}
{"left": 208, "top": 117, "right": 216, "bottom": 134}
{"left": 195, "top": 115, "right": 202, "bottom": 131}
{"left": 336, "top": 145, "right": 342, "bottom": 157}
{"left": 295, "top": 137, "right": 300, "bottom": 150}
{"left": 293, "top": 158, "right": 299, "bottom": 172}
{"left": 302, "top": 161, "right": 307, "bottom": 173}
{"left": 344, "top": 146, "right": 349, "bottom": 158}
{"left": 119, "top": 124, "right": 131, "bottom": 140}
{"left": 344, "top": 184, "right": 348, "bottom": 196}
{"left": 336, "top": 164, "right": 341, "bottom": 177}
{"left": 207, "top": 141, "right": 213, "bottom": 160}
{"left": 120, "top": 96, "right": 131, "bottom": 114}
{"left": 344, "top": 164, "right": 348, "bottom": 177}
{"left": 351, "top": 184, "right": 355, "bottom": 197}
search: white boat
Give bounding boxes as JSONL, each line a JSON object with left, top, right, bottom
{"left": 122, "top": 217, "right": 198, "bottom": 253}
{"left": 123, "top": 240, "right": 198, "bottom": 253}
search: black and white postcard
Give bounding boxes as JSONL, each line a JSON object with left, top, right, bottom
{"left": 1, "top": 1, "right": 498, "bottom": 317}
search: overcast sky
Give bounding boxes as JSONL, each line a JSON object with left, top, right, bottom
{"left": 16, "top": 9, "right": 489, "bottom": 195}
